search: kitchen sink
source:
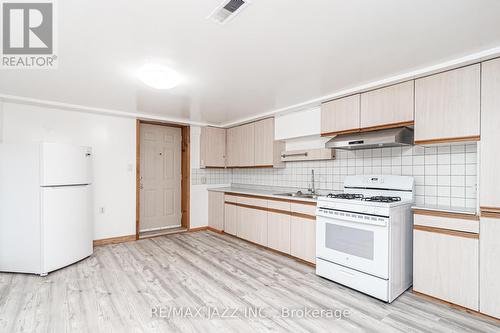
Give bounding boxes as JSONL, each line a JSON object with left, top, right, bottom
{"left": 274, "top": 191, "right": 319, "bottom": 199}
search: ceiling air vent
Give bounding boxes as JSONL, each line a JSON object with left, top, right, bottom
{"left": 208, "top": 0, "right": 251, "bottom": 24}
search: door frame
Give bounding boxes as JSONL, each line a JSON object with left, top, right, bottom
{"left": 136, "top": 119, "right": 190, "bottom": 239}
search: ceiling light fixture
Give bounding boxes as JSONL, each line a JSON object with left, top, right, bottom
{"left": 137, "top": 64, "right": 181, "bottom": 90}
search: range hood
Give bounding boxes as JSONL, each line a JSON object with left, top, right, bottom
{"left": 325, "top": 127, "right": 414, "bottom": 150}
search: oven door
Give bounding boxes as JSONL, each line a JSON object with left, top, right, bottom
{"left": 316, "top": 213, "right": 389, "bottom": 279}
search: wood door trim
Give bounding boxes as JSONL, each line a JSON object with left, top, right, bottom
{"left": 413, "top": 225, "right": 479, "bottom": 238}
{"left": 413, "top": 208, "right": 479, "bottom": 221}
{"left": 415, "top": 135, "right": 480, "bottom": 145}
{"left": 223, "top": 191, "right": 317, "bottom": 206}
{"left": 412, "top": 290, "right": 500, "bottom": 324}
{"left": 225, "top": 201, "right": 316, "bottom": 221}
{"left": 182, "top": 126, "right": 191, "bottom": 231}
{"left": 136, "top": 119, "right": 190, "bottom": 240}
{"left": 135, "top": 119, "right": 141, "bottom": 240}
{"left": 359, "top": 121, "right": 415, "bottom": 133}
{"left": 93, "top": 234, "right": 136, "bottom": 247}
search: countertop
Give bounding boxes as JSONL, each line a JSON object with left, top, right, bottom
{"left": 207, "top": 185, "right": 319, "bottom": 203}
{"left": 412, "top": 204, "right": 477, "bottom": 216}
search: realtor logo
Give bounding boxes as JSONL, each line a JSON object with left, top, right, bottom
{"left": 1, "top": 0, "right": 57, "bottom": 68}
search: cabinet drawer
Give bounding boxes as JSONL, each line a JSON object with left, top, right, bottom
{"left": 414, "top": 213, "right": 479, "bottom": 234}
{"left": 224, "top": 194, "right": 239, "bottom": 203}
{"left": 267, "top": 200, "right": 291, "bottom": 211}
{"left": 413, "top": 229, "right": 479, "bottom": 310}
{"left": 238, "top": 196, "right": 268, "bottom": 209}
{"left": 291, "top": 203, "right": 316, "bottom": 217}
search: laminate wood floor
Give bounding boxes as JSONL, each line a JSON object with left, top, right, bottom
{"left": 0, "top": 231, "right": 499, "bottom": 333}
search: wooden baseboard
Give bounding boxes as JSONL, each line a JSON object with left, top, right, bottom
{"left": 188, "top": 226, "right": 209, "bottom": 232}
{"left": 93, "top": 234, "right": 136, "bottom": 247}
{"left": 207, "top": 226, "right": 224, "bottom": 234}
{"left": 412, "top": 290, "right": 500, "bottom": 323}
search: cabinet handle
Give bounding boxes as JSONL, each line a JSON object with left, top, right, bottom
{"left": 281, "top": 152, "right": 308, "bottom": 158}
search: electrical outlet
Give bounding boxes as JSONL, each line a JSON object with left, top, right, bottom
{"left": 201, "top": 176, "right": 207, "bottom": 184}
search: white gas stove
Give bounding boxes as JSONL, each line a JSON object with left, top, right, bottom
{"left": 315, "top": 175, "right": 414, "bottom": 303}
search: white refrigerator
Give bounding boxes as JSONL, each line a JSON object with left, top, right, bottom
{"left": 0, "top": 143, "right": 93, "bottom": 276}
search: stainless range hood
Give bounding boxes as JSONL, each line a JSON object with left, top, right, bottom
{"left": 325, "top": 127, "right": 414, "bottom": 150}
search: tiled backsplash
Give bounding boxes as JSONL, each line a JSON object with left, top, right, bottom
{"left": 193, "top": 143, "right": 478, "bottom": 209}
{"left": 191, "top": 168, "right": 232, "bottom": 185}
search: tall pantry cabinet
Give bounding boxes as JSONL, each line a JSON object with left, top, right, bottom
{"left": 479, "top": 58, "right": 500, "bottom": 319}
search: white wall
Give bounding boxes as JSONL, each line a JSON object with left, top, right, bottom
{"left": 1, "top": 102, "right": 137, "bottom": 240}
{"left": 0, "top": 102, "right": 3, "bottom": 143}
{"left": 1, "top": 106, "right": 225, "bottom": 236}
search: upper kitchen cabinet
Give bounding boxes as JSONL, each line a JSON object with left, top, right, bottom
{"left": 238, "top": 122, "right": 255, "bottom": 167}
{"left": 321, "top": 94, "right": 360, "bottom": 136}
{"left": 415, "top": 64, "right": 481, "bottom": 144}
{"left": 226, "top": 123, "right": 254, "bottom": 167}
{"left": 200, "top": 127, "right": 226, "bottom": 168}
{"left": 360, "top": 81, "right": 414, "bottom": 130}
{"left": 226, "top": 118, "right": 284, "bottom": 168}
{"left": 480, "top": 58, "right": 500, "bottom": 212}
{"left": 254, "top": 118, "right": 274, "bottom": 166}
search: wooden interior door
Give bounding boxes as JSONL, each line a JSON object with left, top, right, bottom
{"left": 140, "top": 124, "right": 182, "bottom": 231}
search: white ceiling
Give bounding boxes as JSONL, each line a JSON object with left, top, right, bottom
{"left": 2, "top": 0, "right": 500, "bottom": 126}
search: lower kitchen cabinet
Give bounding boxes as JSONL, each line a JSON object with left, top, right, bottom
{"left": 291, "top": 216, "right": 316, "bottom": 264}
{"left": 413, "top": 228, "right": 479, "bottom": 310}
{"left": 224, "top": 203, "right": 238, "bottom": 236}
{"left": 267, "top": 211, "right": 291, "bottom": 254}
{"left": 208, "top": 191, "right": 224, "bottom": 231}
{"left": 480, "top": 216, "right": 500, "bottom": 319}
{"left": 238, "top": 206, "right": 268, "bottom": 247}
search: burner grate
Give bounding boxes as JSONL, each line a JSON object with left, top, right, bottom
{"left": 327, "top": 193, "right": 364, "bottom": 200}
{"left": 363, "top": 196, "right": 402, "bottom": 203}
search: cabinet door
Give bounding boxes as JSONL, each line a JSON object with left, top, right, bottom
{"left": 224, "top": 203, "right": 238, "bottom": 236}
{"left": 480, "top": 59, "right": 500, "bottom": 210}
{"left": 415, "top": 64, "right": 480, "bottom": 144}
{"left": 226, "top": 127, "right": 238, "bottom": 167}
{"left": 200, "top": 127, "right": 226, "bottom": 168}
{"left": 290, "top": 216, "right": 316, "bottom": 263}
{"left": 321, "top": 94, "right": 360, "bottom": 135}
{"left": 360, "top": 81, "right": 414, "bottom": 129}
{"left": 254, "top": 118, "right": 274, "bottom": 166}
{"left": 238, "top": 206, "right": 267, "bottom": 246}
{"left": 239, "top": 123, "right": 255, "bottom": 167}
{"left": 267, "top": 211, "right": 291, "bottom": 254}
{"left": 413, "top": 229, "right": 479, "bottom": 310}
{"left": 208, "top": 192, "right": 224, "bottom": 231}
{"left": 480, "top": 217, "right": 500, "bottom": 319}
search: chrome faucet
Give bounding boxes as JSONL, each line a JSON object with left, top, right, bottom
{"left": 308, "top": 169, "right": 316, "bottom": 194}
